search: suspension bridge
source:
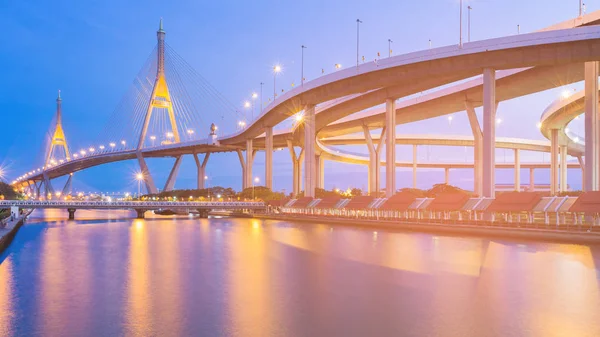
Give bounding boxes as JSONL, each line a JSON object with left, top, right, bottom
{"left": 9, "top": 12, "right": 600, "bottom": 207}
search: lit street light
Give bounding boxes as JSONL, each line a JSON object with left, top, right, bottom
{"left": 273, "top": 65, "right": 281, "bottom": 100}
{"left": 136, "top": 172, "right": 144, "bottom": 199}
{"left": 150, "top": 135, "right": 156, "bottom": 147}
{"left": 205, "top": 175, "right": 210, "bottom": 199}
{"left": 253, "top": 177, "right": 259, "bottom": 200}
{"left": 251, "top": 92, "right": 258, "bottom": 119}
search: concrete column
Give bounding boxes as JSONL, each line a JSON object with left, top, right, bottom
{"left": 550, "top": 129, "right": 559, "bottom": 195}
{"left": 246, "top": 139, "right": 253, "bottom": 189}
{"left": 585, "top": 61, "right": 599, "bottom": 191}
{"left": 136, "top": 152, "right": 158, "bottom": 194}
{"left": 529, "top": 168, "right": 535, "bottom": 192}
{"left": 304, "top": 105, "right": 316, "bottom": 198}
{"left": 412, "top": 144, "right": 418, "bottom": 189}
{"left": 560, "top": 145, "right": 568, "bottom": 192}
{"left": 67, "top": 208, "right": 76, "bottom": 220}
{"left": 265, "top": 127, "right": 273, "bottom": 190}
{"left": 236, "top": 150, "right": 247, "bottom": 189}
{"left": 193, "top": 153, "right": 210, "bottom": 189}
{"left": 444, "top": 168, "right": 450, "bottom": 185}
{"left": 316, "top": 154, "right": 324, "bottom": 189}
{"left": 465, "top": 101, "right": 483, "bottom": 196}
{"left": 287, "top": 140, "right": 304, "bottom": 197}
{"left": 514, "top": 149, "right": 520, "bottom": 192}
{"left": 363, "top": 125, "right": 377, "bottom": 194}
{"left": 163, "top": 155, "right": 183, "bottom": 192}
{"left": 482, "top": 69, "right": 496, "bottom": 198}
{"left": 385, "top": 98, "right": 396, "bottom": 197}
{"left": 578, "top": 156, "right": 585, "bottom": 191}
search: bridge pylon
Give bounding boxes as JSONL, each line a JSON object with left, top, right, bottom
{"left": 42, "top": 91, "right": 71, "bottom": 198}
{"left": 135, "top": 19, "right": 181, "bottom": 195}
{"left": 137, "top": 19, "right": 180, "bottom": 150}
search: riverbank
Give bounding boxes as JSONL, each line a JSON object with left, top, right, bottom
{"left": 254, "top": 214, "right": 600, "bottom": 245}
{"left": 0, "top": 210, "right": 32, "bottom": 255}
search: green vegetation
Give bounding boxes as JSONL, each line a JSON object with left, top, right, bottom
{"left": 0, "top": 181, "right": 20, "bottom": 200}
{"left": 399, "top": 184, "right": 473, "bottom": 198}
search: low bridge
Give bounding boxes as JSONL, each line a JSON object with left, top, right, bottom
{"left": 0, "top": 200, "right": 266, "bottom": 220}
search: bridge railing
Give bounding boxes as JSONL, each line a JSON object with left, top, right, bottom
{"left": 0, "top": 200, "right": 265, "bottom": 209}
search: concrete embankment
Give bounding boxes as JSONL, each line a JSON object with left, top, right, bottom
{"left": 253, "top": 214, "right": 600, "bottom": 245}
{"left": 0, "top": 210, "right": 32, "bottom": 255}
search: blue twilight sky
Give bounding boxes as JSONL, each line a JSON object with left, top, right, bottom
{"left": 0, "top": 0, "right": 593, "bottom": 194}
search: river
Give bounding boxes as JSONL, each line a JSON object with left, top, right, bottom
{"left": 0, "top": 209, "right": 599, "bottom": 336}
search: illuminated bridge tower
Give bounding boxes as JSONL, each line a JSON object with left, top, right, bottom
{"left": 42, "top": 90, "right": 71, "bottom": 197}
{"left": 136, "top": 19, "right": 181, "bottom": 194}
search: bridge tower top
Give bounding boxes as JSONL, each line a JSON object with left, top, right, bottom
{"left": 45, "top": 91, "right": 70, "bottom": 168}
{"left": 137, "top": 18, "right": 181, "bottom": 150}
{"left": 157, "top": 18, "right": 165, "bottom": 75}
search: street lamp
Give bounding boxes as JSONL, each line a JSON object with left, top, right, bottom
{"left": 388, "top": 39, "right": 393, "bottom": 57}
{"left": 253, "top": 177, "right": 259, "bottom": 200}
{"left": 150, "top": 135, "right": 156, "bottom": 146}
{"left": 273, "top": 65, "right": 281, "bottom": 100}
{"left": 459, "top": 0, "right": 463, "bottom": 48}
{"left": 205, "top": 175, "right": 209, "bottom": 199}
{"left": 335, "top": 63, "right": 342, "bottom": 70}
{"left": 251, "top": 92, "right": 258, "bottom": 120}
{"left": 467, "top": 5, "right": 472, "bottom": 42}
{"left": 136, "top": 172, "right": 144, "bottom": 199}
{"left": 356, "top": 19, "right": 363, "bottom": 67}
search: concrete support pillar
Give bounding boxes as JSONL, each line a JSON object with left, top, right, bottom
{"left": 246, "top": 139, "right": 253, "bottom": 189}
{"left": 136, "top": 152, "right": 158, "bottom": 194}
{"left": 560, "top": 145, "right": 568, "bottom": 192}
{"left": 287, "top": 140, "right": 304, "bottom": 197}
{"left": 67, "top": 208, "right": 76, "bottom": 220}
{"left": 385, "top": 98, "right": 396, "bottom": 197}
{"left": 578, "top": 156, "right": 585, "bottom": 191}
{"left": 193, "top": 153, "right": 210, "bottom": 190}
{"left": 444, "top": 168, "right": 450, "bottom": 185}
{"left": 585, "top": 61, "right": 599, "bottom": 191}
{"left": 514, "top": 149, "right": 521, "bottom": 192}
{"left": 135, "top": 209, "right": 146, "bottom": 219}
{"left": 163, "top": 155, "right": 183, "bottom": 192}
{"left": 550, "top": 129, "right": 559, "bottom": 196}
{"left": 465, "top": 101, "right": 483, "bottom": 196}
{"left": 412, "top": 144, "right": 418, "bottom": 189}
{"left": 62, "top": 173, "right": 73, "bottom": 197}
{"left": 265, "top": 126, "right": 273, "bottom": 190}
{"left": 316, "top": 154, "right": 324, "bottom": 189}
{"left": 482, "top": 68, "right": 496, "bottom": 198}
{"left": 529, "top": 168, "right": 535, "bottom": 192}
{"left": 363, "top": 126, "right": 386, "bottom": 195}
{"left": 236, "top": 150, "right": 247, "bottom": 189}
{"left": 304, "top": 105, "right": 316, "bottom": 198}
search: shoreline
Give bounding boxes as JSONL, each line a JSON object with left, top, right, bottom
{"left": 253, "top": 214, "right": 600, "bottom": 245}
{"left": 0, "top": 210, "right": 32, "bottom": 256}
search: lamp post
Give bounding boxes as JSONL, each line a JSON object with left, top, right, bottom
{"left": 251, "top": 92, "right": 258, "bottom": 120}
{"left": 260, "top": 82, "right": 264, "bottom": 113}
{"left": 244, "top": 101, "right": 251, "bottom": 121}
{"left": 388, "top": 39, "right": 393, "bottom": 57}
{"left": 301, "top": 45, "right": 307, "bottom": 86}
{"left": 459, "top": 0, "right": 463, "bottom": 48}
{"left": 136, "top": 173, "right": 143, "bottom": 200}
{"left": 580, "top": 0, "right": 583, "bottom": 16}
{"left": 467, "top": 5, "right": 472, "bottom": 42}
{"left": 253, "top": 177, "right": 259, "bottom": 200}
{"left": 273, "top": 65, "right": 281, "bottom": 100}
{"left": 205, "top": 175, "right": 209, "bottom": 199}
{"left": 150, "top": 135, "right": 156, "bottom": 147}
{"left": 356, "top": 19, "right": 362, "bottom": 68}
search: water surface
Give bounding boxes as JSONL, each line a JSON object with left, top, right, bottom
{"left": 0, "top": 209, "right": 599, "bottom": 336}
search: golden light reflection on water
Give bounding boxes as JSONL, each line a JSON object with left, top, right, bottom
{"left": 0, "top": 258, "right": 13, "bottom": 335}
{"left": 125, "top": 218, "right": 152, "bottom": 336}
{"left": 227, "top": 219, "right": 278, "bottom": 336}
